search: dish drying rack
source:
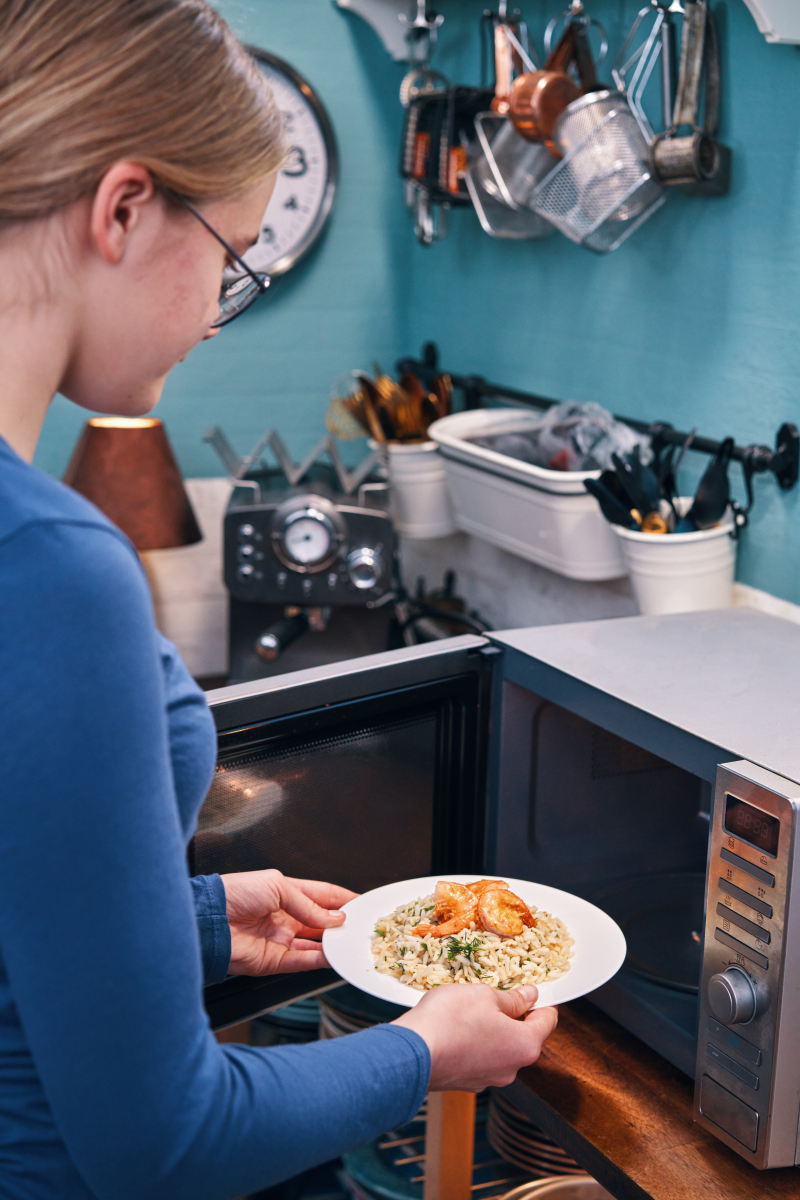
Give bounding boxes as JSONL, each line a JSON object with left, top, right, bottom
{"left": 398, "top": 342, "right": 800, "bottom": 512}
{"left": 202, "top": 425, "right": 385, "bottom": 505}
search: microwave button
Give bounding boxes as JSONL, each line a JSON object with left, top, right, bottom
{"left": 720, "top": 847, "right": 775, "bottom": 888}
{"left": 699, "top": 1075, "right": 758, "bottom": 1151}
{"left": 717, "top": 878, "right": 773, "bottom": 919}
{"left": 707, "top": 1043, "right": 759, "bottom": 1090}
{"left": 707, "top": 1017, "right": 762, "bottom": 1065}
{"left": 714, "top": 928, "right": 769, "bottom": 971}
{"left": 708, "top": 966, "right": 757, "bottom": 1024}
{"left": 715, "top": 902, "right": 770, "bottom": 945}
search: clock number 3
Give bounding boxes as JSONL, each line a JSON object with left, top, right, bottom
{"left": 283, "top": 146, "right": 308, "bottom": 177}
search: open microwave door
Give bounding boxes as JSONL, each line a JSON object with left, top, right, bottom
{"left": 198, "top": 635, "right": 495, "bottom": 1029}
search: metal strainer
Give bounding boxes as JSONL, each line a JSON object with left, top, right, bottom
{"left": 529, "top": 89, "right": 664, "bottom": 253}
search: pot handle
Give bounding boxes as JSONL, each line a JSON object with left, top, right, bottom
{"left": 672, "top": 0, "right": 706, "bottom": 129}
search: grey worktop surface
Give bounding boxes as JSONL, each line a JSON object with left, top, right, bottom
{"left": 491, "top": 608, "right": 800, "bottom": 786}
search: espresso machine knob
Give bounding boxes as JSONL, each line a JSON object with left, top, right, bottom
{"left": 707, "top": 968, "right": 757, "bottom": 1025}
{"left": 347, "top": 547, "right": 383, "bottom": 590}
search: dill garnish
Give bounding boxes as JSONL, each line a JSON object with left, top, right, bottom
{"left": 446, "top": 935, "right": 483, "bottom": 961}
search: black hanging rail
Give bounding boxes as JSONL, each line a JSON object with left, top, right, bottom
{"left": 397, "top": 342, "right": 800, "bottom": 501}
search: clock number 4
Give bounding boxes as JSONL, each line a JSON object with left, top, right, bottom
{"left": 284, "top": 196, "right": 299, "bottom": 210}
{"left": 283, "top": 146, "right": 308, "bottom": 178}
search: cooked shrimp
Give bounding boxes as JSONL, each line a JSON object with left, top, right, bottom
{"left": 467, "top": 879, "right": 510, "bottom": 896}
{"left": 478, "top": 888, "right": 535, "bottom": 937}
{"left": 415, "top": 880, "right": 478, "bottom": 938}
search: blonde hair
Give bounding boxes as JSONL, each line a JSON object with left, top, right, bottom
{"left": 0, "top": 0, "right": 285, "bottom": 221}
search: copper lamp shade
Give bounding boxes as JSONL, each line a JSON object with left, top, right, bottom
{"left": 64, "top": 418, "right": 202, "bottom": 551}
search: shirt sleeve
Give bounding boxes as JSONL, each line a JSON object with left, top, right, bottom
{"left": 189, "top": 875, "right": 232, "bottom": 986}
{"left": 0, "top": 520, "right": 430, "bottom": 1200}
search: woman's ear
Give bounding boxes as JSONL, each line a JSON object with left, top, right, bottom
{"left": 90, "top": 162, "right": 157, "bottom": 265}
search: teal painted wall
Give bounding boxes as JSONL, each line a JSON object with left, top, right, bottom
{"left": 34, "top": 0, "right": 800, "bottom": 602}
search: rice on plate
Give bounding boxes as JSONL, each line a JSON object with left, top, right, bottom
{"left": 372, "top": 890, "right": 574, "bottom": 992}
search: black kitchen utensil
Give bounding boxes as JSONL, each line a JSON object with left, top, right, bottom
{"left": 598, "top": 468, "right": 631, "bottom": 506}
{"left": 585, "top": 477, "right": 640, "bottom": 528}
{"left": 631, "top": 444, "right": 664, "bottom": 512}
{"left": 687, "top": 436, "right": 734, "bottom": 529}
{"left": 656, "top": 442, "right": 677, "bottom": 501}
{"left": 611, "top": 451, "right": 655, "bottom": 516}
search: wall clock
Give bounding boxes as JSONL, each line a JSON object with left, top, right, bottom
{"left": 241, "top": 49, "right": 338, "bottom": 280}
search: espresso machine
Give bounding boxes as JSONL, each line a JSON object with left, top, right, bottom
{"left": 205, "top": 427, "right": 398, "bottom": 683}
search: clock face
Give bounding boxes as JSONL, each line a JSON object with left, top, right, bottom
{"left": 282, "top": 513, "right": 333, "bottom": 565}
{"left": 240, "top": 50, "right": 337, "bottom": 279}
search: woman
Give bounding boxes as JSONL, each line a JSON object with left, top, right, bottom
{"left": 0, "top": 2, "right": 558, "bottom": 1197}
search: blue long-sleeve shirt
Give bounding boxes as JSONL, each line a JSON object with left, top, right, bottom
{"left": 0, "top": 437, "right": 429, "bottom": 1199}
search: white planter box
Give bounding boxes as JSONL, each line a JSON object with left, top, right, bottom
{"left": 429, "top": 409, "right": 627, "bottom": 582}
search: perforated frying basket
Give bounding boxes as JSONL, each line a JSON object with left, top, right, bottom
{"left": 529, "top": 90, "right": 665, "bottom": 253}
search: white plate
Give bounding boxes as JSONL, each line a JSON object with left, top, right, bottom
{"left": 322, "top": 874, "right": 626, "bottom": 1009}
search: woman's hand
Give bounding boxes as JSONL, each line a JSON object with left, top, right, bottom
{"left": 392, "top": 984, "right": 558, "bottom": 1091}
{"left": 219, "top": 869, "right": 357, "bottom": 976}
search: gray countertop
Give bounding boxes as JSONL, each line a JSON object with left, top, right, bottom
{"left": 491, "top": 608, "right": 800, "bottom": 786}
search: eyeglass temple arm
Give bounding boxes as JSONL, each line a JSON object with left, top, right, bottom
{"left": 164, "top": 188, "right": 267, "bottom": 291}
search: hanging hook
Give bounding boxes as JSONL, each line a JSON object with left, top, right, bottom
{"left": 399, "top": 0, "right": 444, "bottom": 62}
{"left": 399, "top": 1, "right": 444, "bottom": 34}
{"left": 544, "top": 5, "right": 608, "bottom": 64}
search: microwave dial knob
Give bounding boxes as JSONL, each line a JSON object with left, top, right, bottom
{"left": 708, "top": 967, "right": 756, "bottom": 1025}
{"left": 347, "top": 547, "right": 382, "bottom": 590}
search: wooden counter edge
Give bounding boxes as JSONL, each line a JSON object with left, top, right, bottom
{"left": 501, "top": 999, "right": 800, "bottom": 1200}
{"left": 499, "top": 1077, "right": 652, "bottom": 1200}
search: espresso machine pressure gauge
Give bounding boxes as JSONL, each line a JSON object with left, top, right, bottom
{"left": 274, "top": 504, "right": 342, "bottom": 571}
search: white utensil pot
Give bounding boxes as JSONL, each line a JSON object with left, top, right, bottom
{"left": 614, "top": 499, "right": 736, "bottom": 616}
{"left": 373, "top": 440, "right": 456, "bottom": 540}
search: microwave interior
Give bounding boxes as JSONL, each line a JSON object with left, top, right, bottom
{"left": 488, "top": 678, "right": 711, "bottom": 1077}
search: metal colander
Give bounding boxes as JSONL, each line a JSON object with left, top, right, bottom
{"left": 529, "top": 90, "right": 664, "bottom": 253}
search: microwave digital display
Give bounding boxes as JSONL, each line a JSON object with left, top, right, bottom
{"left": 724, "top": 794, "right": 780, "bottom": 857}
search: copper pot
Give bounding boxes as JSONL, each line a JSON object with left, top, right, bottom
{"left": 508, "top": 22, "right": 597, "bottom": 146}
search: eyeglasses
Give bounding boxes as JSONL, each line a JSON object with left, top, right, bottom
{"left": 166, "top": 189, "right": 271, "bottom": 327}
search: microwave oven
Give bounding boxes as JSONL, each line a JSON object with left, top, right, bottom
{"left": 198, "top": 606, "right": 800, "bottom": 1170}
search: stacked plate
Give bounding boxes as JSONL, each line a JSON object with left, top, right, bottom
{"left": 503, "top": 1180, "right": 615, "bottom": 1199}
{"left": 488, "top": 1093, "right": 584, "bottom": 1178}
{"left": 318, "top": 984, "right": 406, "bottom": 1039}
{"left": 250, "top": 997, "right": 320, "bottom": 1046}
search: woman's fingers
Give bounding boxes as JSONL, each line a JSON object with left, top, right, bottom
{"left": 491, "top": 984, "right": 539, "bottom": 1018}
{"left": 221, "top": 870, "right": 348, "bottom": 930}
{"left": 283, "top": 877, "right": 358, "bottom": 910}
{"left": 524, "top": 1004, "right": 559, "bottom": 1038}
{"left": 392, "top": 984, "right": 559, "bottom": 1092}
{"left": 270, "top": 945, "right": 329, "bottom": 973}
{"left": 277, "top": 880, "right": 347, "bottom": 930}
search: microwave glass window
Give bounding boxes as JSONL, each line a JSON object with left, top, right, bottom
{"left": 724, "top": 795, "right": 779, "bottom": 857}
{"left": 193, "top": 711, "right": 436, "bottom": 892}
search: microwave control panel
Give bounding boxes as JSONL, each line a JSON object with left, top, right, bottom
{"left": 694, "top": 760, "right": 800, "bottom": 1169}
